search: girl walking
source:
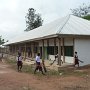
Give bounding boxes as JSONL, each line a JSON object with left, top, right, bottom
{"left": 34, "top": 53, "right": 45, "bottom": 75}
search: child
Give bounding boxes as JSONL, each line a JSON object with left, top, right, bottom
{"left": 74, "top": 52, "right": 79, "bottom": 67}
{"left": 34, "top": 53, "right": 45, "bottom": 75}
{"left": 17, "top": 53, "right": 23, "bottom": 72}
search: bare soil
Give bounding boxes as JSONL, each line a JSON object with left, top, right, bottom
{"left": 0, "top": 60, "right": 90, "bottom": 90}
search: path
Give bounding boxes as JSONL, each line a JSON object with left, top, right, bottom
{"left": 0, "top": 60, "right": 90, "bottom": 90}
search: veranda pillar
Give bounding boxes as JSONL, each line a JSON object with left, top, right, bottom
{"left": 62, "top": 38, "right": 65, "bottom": 63}
{"left": 58, "top": 37, "right": 61, "bottom": 66}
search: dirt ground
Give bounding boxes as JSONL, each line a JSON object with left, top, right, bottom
{"left": 0, "top": 60, "right": 90, "bottom": 90}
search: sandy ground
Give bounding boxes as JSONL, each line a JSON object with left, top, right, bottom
{"left": 0, "top": 60, "right": 90, "bottom": 90}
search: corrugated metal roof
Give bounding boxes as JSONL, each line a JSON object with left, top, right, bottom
{"left": 5, "top": 14, "right": 90, "bottom": 45}
{"left": 60, "top": 15, "right": 90, "bottom": 35}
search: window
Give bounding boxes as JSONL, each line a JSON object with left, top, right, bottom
{"left": 47, "top": 46, "right": 58, "bottom": 55}
{"left": 64, "top": 46, "right": 73, "bottom": 56}
{"left": 47, "top": 46, "right": 54, "bottom": 55}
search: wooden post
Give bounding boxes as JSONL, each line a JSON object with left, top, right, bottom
{"left": 33, "top": 42, "right": 35, "bottom": 57}
{"left": 0, "top": 47, "right": 1, "bottom": 53}
{"left": 15, "top": 45, "right": 17, "bottom": 56}
{"left": 18, "top": 44, "right": 21, "bottom": 53}
{"left": 58, "top": 37, "right": 61, "bottom": 66}
{"left": 62, "top": 38, "right": 65, "bottom": 63}
{"left": 11, "top": 45, "right": 12, "bottom": 55}
{"left": 17, "top": 44, "right": 19, "bottom": 55}
{"left": 9, "top": 45, "right": 10, "bottom": 55}
{"left": 42, "top": 40, "right": 44, "bottom": 60}
{"left": 24, "top": 43, "right": 27, "bottom": 61}
{"left": 42, "top": 39, "right": 47, "bottom": 72}
{"left": 73, "top": 38, "right": 75, "bottom": 57}
{"left": 12, "top": 45, "right": 14, "bottom": 55}
{"left": 31, "top": 43, "right": 33, "bottom": 58}
{"left": 30, "top": 42, "right": 32, "bottom": 58}
{"left": 47, "top": 39, "right": 49, "bottom": 59}
{"left": 14, "top": 45, "right": 15, "bottom": 55}
{"left": 32, "top": 42, "right": 34, "bottom": 58}
{"left": 31, "top": 42, "right": 34, "bottom": 59}
{"left": 54, "top": 38, "right": 56, "bottom": 55}
{"left": 37, "top": 42, "right": 39, "bottom": 54}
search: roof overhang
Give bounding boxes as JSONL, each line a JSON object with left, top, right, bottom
{"left": 5, "top": 34, "right": 90, "bottom": 46}
{"left": 4, "top": 34, "right": 58, "bottom": 46}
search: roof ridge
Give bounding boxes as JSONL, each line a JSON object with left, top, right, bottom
{"left": 56, "top": 14, "right": 71, "bottom": 34}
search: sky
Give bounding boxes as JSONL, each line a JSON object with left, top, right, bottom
{"left": 0, "top": 0, "right": 90, "bottom": 41}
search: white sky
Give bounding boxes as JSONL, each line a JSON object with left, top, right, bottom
{"left": 0, "top": 0, "right": 90, "bottom": 40}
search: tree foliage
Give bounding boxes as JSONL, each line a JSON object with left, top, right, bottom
{"left": 0, "top": 36, "right": 5, "bottom": 45}
{"left": 25, "top": 8, "right": 43, "bottom": 31}
{"left": 71, "top": 3, "right": 90, "bottom": 17}
{"left": 82, "top": 15, "right": 90, "bottom": 20}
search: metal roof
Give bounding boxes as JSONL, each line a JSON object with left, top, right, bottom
{"left": 5, "top": 14, "right": 90, "bottom": 45}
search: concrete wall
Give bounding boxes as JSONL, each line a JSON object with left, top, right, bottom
{"left": 64, "top": 38, "right": 73, "bottom": 46}
{"left": 75, "top": 38, "right": 90, "bottom": 66}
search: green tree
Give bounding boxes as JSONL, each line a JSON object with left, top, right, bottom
{"left": 0, "top": 36, "right": 5, "bottom": 45}
{"left": 82, "top": 15, "right": 90, "bottom": 20}
{"left": 25, "top": 8, "right": 43, "bottom": 31}
{"left": 71, "top": 3, "right": 90, "bottom": 17}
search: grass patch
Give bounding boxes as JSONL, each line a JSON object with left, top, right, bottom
{"left": 6, "top": 58, "right": 17, "bottom": 64}
{"left": 6, "top": 58, "right": 34, "bottom": 73}
{"left": 5, "top": 58, "right": 60, "bottom": 76}
{"left": 22, "top": 65, "right": 34, "bottom": 74}
{"left": 5, "top": 58, "right": 89, "bottom": 77}
{"left": 46, "top": 69, "right": 59, "bottom": 76}
{"left": 58, "top": 68, "right": 88, "bottom": 77}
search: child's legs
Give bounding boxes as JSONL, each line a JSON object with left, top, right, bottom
{"left": 17, "top": 65, "right": 19, "bottom": 71}
{"left": 34, "top": 66, "right": 39, "bottom": 73}
{"left": 78, "top": 63, "right": 79, "bottom": 67}
{"left": 39, "top": 66, "right": 44, "bottom": 74}
{"left": 20, "top": 64, "right": 22, "bottom": 70}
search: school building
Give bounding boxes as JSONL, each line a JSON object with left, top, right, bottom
{"left": 4, "top": 14, "right": 90, "bottom": 66}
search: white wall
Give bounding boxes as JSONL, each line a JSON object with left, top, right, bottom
{"left": 64, "top": 38, "right": 73, "bottom": 46}
{"left": 49, "top": 39, "right": 54, "bottom": 46}
{"left": 49, "top": 55, "right": 74, "bottom": 63}
{"left": 75, "top": 38, "right": 90, "bottom": 66}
